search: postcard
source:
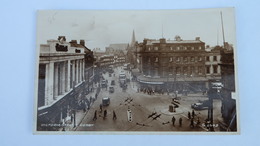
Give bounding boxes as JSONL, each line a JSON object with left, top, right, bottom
{"left": 34, "top": 8, "right": 239, "bottom": 134}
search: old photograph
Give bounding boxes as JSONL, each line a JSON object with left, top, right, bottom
{"left": 34, "top": 8, "right": 238, "bottom": 134}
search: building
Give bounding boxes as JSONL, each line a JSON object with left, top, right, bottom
{"left": 37, "top": 36, "right": 86, "bottom": 131}
{"left": 105, "top": 43, "right": 128, "bottom": 54}
{"left": 136, "top": 36, "right": 208, "bottom": 93}
{"left": 205, "top": 46, "right": 222, "bottom": 80}
{"left": 219, "top": 49, "right": 237, "bottom": 131}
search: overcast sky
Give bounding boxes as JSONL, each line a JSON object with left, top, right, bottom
{"left": 37, "top": 8, "right": 236, "bottom": 50}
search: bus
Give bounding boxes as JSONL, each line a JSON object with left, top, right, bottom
{"left": 119, "top": 71, "right": 126, "bottom": 87}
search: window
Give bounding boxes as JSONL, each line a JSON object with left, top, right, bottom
{"left": 177, "top": 46, "right": 180, "bottom": 50}
{"left": 155, "top": 57, "right": 158, "bottom": 62}
{"left": 184, "top": 47, "right": 187, "bottom": 50}
{"left": 154, "top": 47, "right": 158, "bottom": 51}
{"left": 180, "top": 46, "right": 184, "bottom": 50}
{"left": 213, "top": 65, "right": 218, "bottom": 73}
{"left": 191, "top": 57, "right": 194, "bottom": 62}
{"left": 190, "top": 66, "right": 194, "bottom": 75}
{"left": 176, "top": 57, "right": 180, "bottom": 62}
{"left": 198, "top": 66, "right": 202, "bottom": 74}
{"left": 206, "top": 56, "right": 210, "bottom": 61}
{"left": 198, "top": 57, "right": 202, "bottom": 61}
{"left": 169, "top": 57, "right": 173, "bottom": 62}
{"left": 213, "top": 56, "right": 217, "bottom": 61}
{"left": 191, "top": 47, "right": 194, "bottom": 50}
{"left": 206, "top": 66, "right": 210, "bottom": 74}
{"left": 148, "top": 47, "right": 151, "bottom": 51}
{"left": 183, "top": 67, "right": 188, "bottom": 75}
{"left": 199, "top": 46, "right": 202, "bottom": 50}
{"left": 170, "top": 47, "right": 173, "bottom": 51}
{"left": 183, "top": 57, "right": 188, "bottom": 62}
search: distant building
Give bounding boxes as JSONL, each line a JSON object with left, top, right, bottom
{"left": 105, "top": 43, "right": 128, "bottom": 54}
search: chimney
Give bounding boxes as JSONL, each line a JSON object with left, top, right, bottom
{"left": 160, "top": 38, "right": 166, "bottom": 44}
{"left": 80, "top": 40, "right": 85, "bottom": 46}
{"left": 70, "top": 40, "right": 77, "bottom": 44}
{"left": 195, "top": 37, "right": 200, "bottom": 41}
{"left": 58, "top": 36, "right": 66, "bottom": 42}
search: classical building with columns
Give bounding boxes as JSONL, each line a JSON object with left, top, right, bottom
{"left": 37, "top": 36, "right": 86, "bottom": 130}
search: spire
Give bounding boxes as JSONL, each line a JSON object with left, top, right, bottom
{"left": 131, "top": 30, "right": 136, "bottom": 47}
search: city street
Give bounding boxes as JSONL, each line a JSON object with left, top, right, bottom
{"left": 75, "top": 66, "right": 222, "bottom": 132}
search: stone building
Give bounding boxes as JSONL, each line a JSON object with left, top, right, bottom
{"left": 37, "top": 36, "right": 87, "bottom": 130}
{"left": 136, "top": 36, "right": 208, "bottom": 93}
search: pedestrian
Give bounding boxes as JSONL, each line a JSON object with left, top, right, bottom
{"left": 188, "top": 112, "right": 191, "bottom": 119}
{"left": 100, "top": 104, "right": 103, "bottom": 112}
{"left": 190, "top": 118, "right": 194, "bottom": 128}
{"left": 172, "top": 116, "right": 176, "bottom": 126}
{"left": 103, "top": 109, "right": 107, "bottom": 119}
{"left": 192, "top": 110, "right": 195, "bottom": 118}
{"left": 196, "top": 117, "right": 201, "bottom": 127}
{"left": 93, "top": 110, "right": 97, "bottom": 121}
{"left": 179, "top": 117, "right": 182, "bottom": 127}
{"left": 113, "top": 110, "right": 117, "bottom": 120}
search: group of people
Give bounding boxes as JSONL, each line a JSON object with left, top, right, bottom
{"left": 170, "top": 110, "right": 201, "bottom": 128}
{"left": 171, "top": 116, "right": 183, "bottom": 127}
{"left": 93, "top": 109, "right": 117, "bottom": 121}
{"left": 138, "top": 87, "right": 168, "bottom": 95}
{"left": 187, "top": 110, "right": 201, "bottom": 128}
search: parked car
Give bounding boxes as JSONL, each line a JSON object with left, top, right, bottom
{"left": 111, "top": 80, "right": 115, "bottom": 85}
{"left": 101, "top": 80, "right": 107, "bottom": 88}
{"left": 102, "top": 97, "right": 110, "bottom": 106}
{"left": 191, "top": 100, "right": 209, "bottom": 110}
{"left": 109, "top": 86, "right": 114, "bottom": 93}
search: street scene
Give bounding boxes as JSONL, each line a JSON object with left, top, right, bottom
{"left": 35, "top": 9, "right": 238, "bottom": 133}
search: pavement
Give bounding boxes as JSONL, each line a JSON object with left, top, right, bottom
{"left": 59, "top": 84, "right": 100, "bottom": 131}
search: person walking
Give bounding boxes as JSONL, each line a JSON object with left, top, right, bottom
{"left": 99, "top": 104, "right": 103, "bottom": 112}
{"left": 179, "top": 117, "right": 183, "bottom": 127}
{"left": 190, "top": 118, "right": 194, "bottom": 128}
{"left": 113, "top": 110, "right": 117, "bottom": 120}
{"left": 172, "top": 116, "right": 176, "bottom": 126}
{"left": 93, "top": 110, "right": 97, "bottom": 121}
{"left": 103, "top": 110, "right": 107, "bottom": 119}
{"left": 192, "top": 110, "right": 195, "bottom": 118}
{"left": 188, "top": 112, "right": 191, "bottom": 119}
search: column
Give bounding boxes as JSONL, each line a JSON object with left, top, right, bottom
{"left": 61, "top": 62, "right": 66, "bottom": 94}
{"left": 72, "top": 60, "right": 75, "bottom": 87}
{"left": 54, "top": 62, "right": 59, "bottom": 99}
{"left": 75, "top": 60, "right": 78, "bottom": 85}
{"left": 66, "top": 60, "right": 71, "bottom": 92}
{"left": 82, "top": 59, "right": 85, "bottom": 81}
{"left": 79, "top": 59, "right": 82, "bottom": 83}
{"left": 43, "top": 64, "right": 49, "bottom": 105}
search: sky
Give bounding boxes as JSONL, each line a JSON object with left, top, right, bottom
{"left": 37, "top": 8, "right": 236, "bottom": 50}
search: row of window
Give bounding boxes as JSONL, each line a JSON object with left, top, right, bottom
{"left": 146, "top": 56, "right": 204, "bottom": 63}
{"left": 206, "top": 56, "right": 219, "bottom": 62}
{"left": 147, "top": 45, "right": 203, "bottom": 51}
{"left": 144, "top": 66, "right": 205, "bottom": 76}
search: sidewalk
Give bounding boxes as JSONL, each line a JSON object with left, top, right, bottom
{"left": 61, "top": 85, "right": 100, "bottom": 131}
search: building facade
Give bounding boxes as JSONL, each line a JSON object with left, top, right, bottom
{"left": 37, "top": 36, "right": 86, "bottom": 130}
{"left": 205, "top": 46, "right": 222, "bottom": 80}
{"left": 137, "top": 36, "right": 208, "bottom": 93}
{"left": 219, "top": 49, "right": 237, "bottom": 131}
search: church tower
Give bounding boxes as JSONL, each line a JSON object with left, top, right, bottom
{"left": 130, "top": 30, "right": 136, "bottom": 47}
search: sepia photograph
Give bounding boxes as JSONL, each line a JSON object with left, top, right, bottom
{"left": 34, "top": 8, "right": 239, "bottom": 134}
